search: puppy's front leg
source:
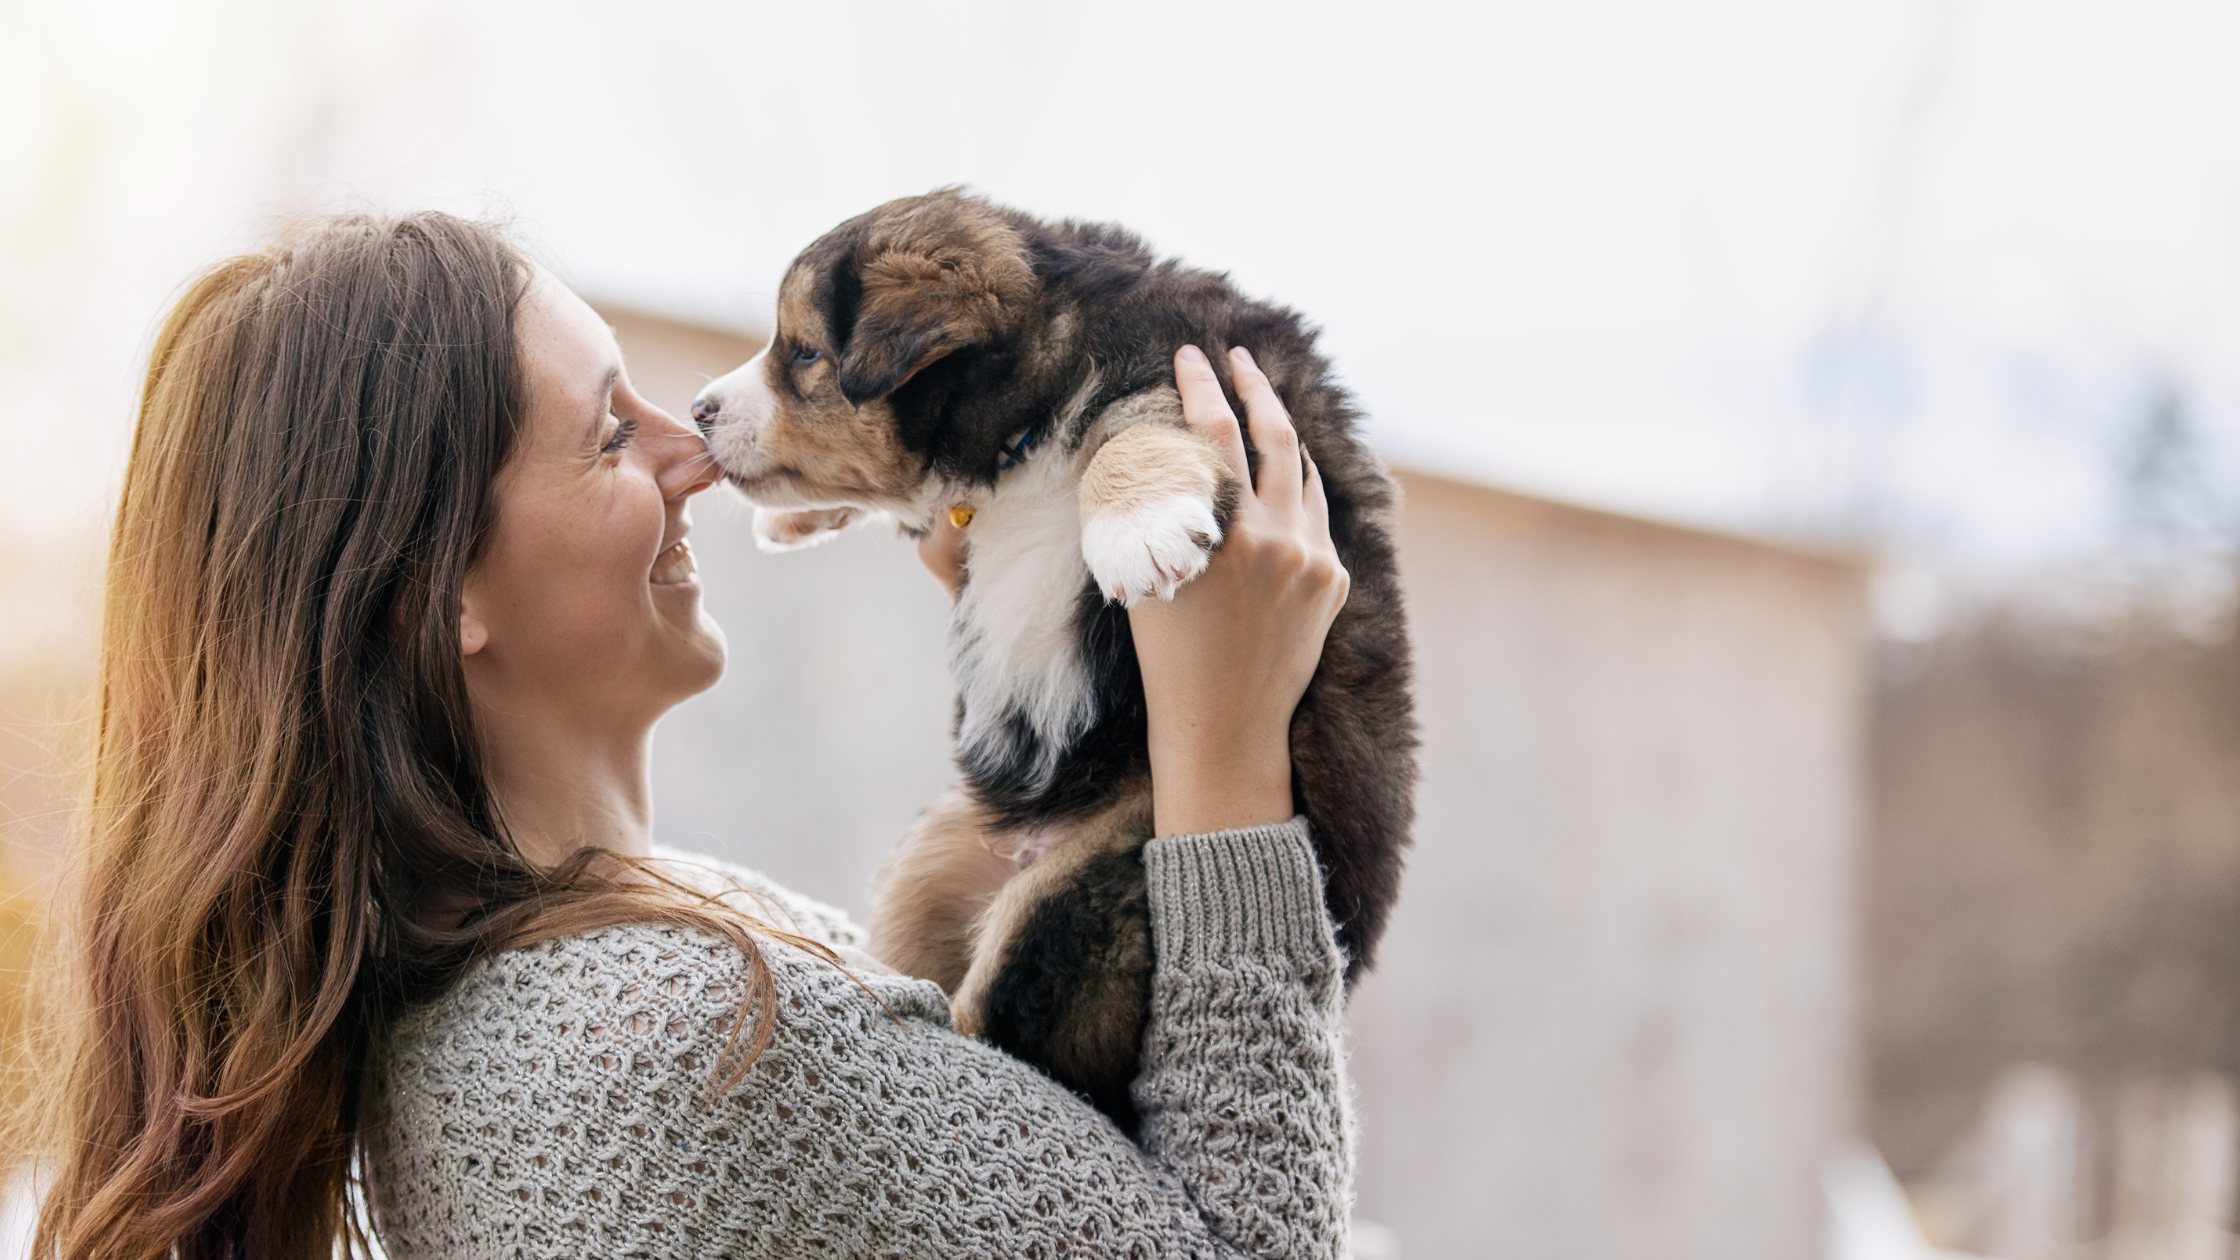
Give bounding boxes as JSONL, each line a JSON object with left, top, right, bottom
{"left": 1079, "top": 420, "right": 1240, "bottom": 606}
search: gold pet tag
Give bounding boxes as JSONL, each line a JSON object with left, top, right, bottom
{"left": 948, "top": 504, "right": 977, "bottom": 529}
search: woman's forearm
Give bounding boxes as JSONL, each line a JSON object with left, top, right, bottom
{"left": 1136, "top": 817, "right": 1354, "bottom": 1258}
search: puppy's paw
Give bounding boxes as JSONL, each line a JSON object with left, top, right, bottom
{"left": 950, "top": 980, "right": 991, "bottom": 1039}
{"left": 1081, "top": 494, "right": 1221, "bottom": 606}
{"left": 753, "top": 506, "right": 858, "bottom": 553}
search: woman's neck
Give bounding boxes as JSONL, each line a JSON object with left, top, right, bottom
{"left": 474, "top": 704, "right": 656, "bottom": 866}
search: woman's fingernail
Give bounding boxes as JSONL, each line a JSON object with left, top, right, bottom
{"left": 1178, "top": 344, "right": 1208, "bottom": 367}
{"left": 1232, "top": 346, "right": 1257, "bottom": 368}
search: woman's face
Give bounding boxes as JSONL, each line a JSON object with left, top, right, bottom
{"left": 461, "top": 270, "right": 725, "bottom": 726}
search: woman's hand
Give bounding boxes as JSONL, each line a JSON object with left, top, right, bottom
{"left": 917, "top": 513, "right": 968, "bottom": 599}
{"left": 1133, "top": 344, "right": 1350, "bottom": 837}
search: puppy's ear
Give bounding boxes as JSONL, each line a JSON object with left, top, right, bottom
{"left": 836, "top": 198, "right": 1036, "bottom": 407}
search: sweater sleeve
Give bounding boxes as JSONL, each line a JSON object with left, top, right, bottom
{"left": 363, "top": 818, "right": 1353, "bottom": 1259}
{"left": 1134, "top": 819, "right": 1355, "bottom": 1256}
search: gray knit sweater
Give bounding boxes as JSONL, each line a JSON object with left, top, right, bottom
{"left": 361, "top": 819, "right": 1355, "bottom": 1258}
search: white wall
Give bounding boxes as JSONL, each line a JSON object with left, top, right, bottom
{"left": 18, "top": 0, "right": 2240, "bottom": 582}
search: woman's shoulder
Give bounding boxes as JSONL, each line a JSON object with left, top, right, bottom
{"left": 645, "top": 842, "right": 867, "bottom": 951}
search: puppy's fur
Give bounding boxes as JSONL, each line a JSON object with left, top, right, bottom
{"left": 695, "top": 190, "right": 1416, "bottom": 1129}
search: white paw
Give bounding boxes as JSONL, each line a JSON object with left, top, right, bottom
{"left": 753, "top": 506, "right": 859, "bottom": 553}
{"left": 1081, "top": 494, "right": 1221, "bottom": 606}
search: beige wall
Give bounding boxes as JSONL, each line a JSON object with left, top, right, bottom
{"left": 607, "top": 310, "right": 1870, "bottom": 1260}
{"left": 1349, "top": 476, "right": 1865, "bottom": 1260}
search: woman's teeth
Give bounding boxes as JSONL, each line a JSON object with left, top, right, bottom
{"left": 651, "top": 538, "right": 697, "bottom": 585}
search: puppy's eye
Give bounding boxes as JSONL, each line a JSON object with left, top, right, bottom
{"left": 791, "top": 344, "right": 821, "bottom": 365}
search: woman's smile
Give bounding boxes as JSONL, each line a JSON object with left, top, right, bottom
{"left": 651, "top": 536, "right": 698, "bottom": 588}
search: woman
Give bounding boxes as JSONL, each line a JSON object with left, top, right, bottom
{"left": 36, "top": 211, "right": 1355, "bottom": 1258}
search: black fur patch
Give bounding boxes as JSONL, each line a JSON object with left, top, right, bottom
{"left": 825, "top": 256, "right": 864, "bottom": 358}
{"left": 979, "top": 844, "right": 1153, "bottom": 1135}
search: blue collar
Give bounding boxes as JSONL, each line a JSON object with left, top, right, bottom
{"left": 996, "top": 421, "right": 1045, "bottom": 471}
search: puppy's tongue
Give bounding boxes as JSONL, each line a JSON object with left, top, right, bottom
{"left": 651, "top": 539, "right": 697, "bottom": 585}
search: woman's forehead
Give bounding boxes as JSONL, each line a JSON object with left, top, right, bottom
{"left": 520, "top": 269, "right": 621, "bottom": 422}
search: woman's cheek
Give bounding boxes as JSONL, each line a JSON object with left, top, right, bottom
{"left": 532, "top": 482, "right": 656, "bottom": 660}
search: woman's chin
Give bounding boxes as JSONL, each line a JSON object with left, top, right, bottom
{"left": 622, "top": 603, "right": 727, "bottom": 719}
{"left": 671, "top": 617, "right": 728, "bottom": 698}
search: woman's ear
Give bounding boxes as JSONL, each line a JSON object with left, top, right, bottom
{"left": 460, "top": 592, "right": 489, "bottom": 657}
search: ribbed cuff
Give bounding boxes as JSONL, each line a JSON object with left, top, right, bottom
{"left": 1145, "top": 817, "right": 1330, "bottom": 972}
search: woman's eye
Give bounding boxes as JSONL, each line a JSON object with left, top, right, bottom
{"left": 792, "top": 344, "right": 821, "bottom": 365}
{"left": 601, "top": 417, "right": 638, "bottom": 454}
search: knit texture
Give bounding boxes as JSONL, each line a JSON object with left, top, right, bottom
{"left": 1146, "top": 821, "right": 1338, "bottom": 971}
{"left": 361, "top": 822, "right": 1353, "bottom": 1259}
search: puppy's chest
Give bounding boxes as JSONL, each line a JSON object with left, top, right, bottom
{"left": 949, "top": 453, "right": 1099, "bottom": 784}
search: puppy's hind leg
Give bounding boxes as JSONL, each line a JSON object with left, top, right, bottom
{"left": 867, "top": 789, "right": 1012, "bottom": 994}
{"left": 953, "top": 789, "right": 1156, "bottom": 1129}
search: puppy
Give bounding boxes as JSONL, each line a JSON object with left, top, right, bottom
{"left": 693, "top": 190, "right": 1416, "bottom": 1129}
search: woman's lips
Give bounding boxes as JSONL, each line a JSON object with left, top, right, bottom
{"left": 650, "top": 538, "right": 698, "bottom": 586}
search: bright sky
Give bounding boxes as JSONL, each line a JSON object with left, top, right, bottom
{"left": 8, "top": 0, "right": 2240, "bottom": 587}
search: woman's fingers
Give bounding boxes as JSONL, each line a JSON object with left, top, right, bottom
{"left": 1304, "top": 454, "right": 1350, "bottom": 608}
{"left": 1174, "top": 345, "right": 1251, "bottom": 484}
{"left": 1303, "top": 448, "right": 1332, "bottom": 538}
{"left": 915, "top": 512, "right": 968, "bottom": 601}
{"left": 1175, "top": 344, "right": 1309, "bottom": 516}
{"left": 1229, "top": 347, "right": 1302, "bottom": 511}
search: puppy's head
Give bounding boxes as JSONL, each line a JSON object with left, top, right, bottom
{"left": 694, "top": 190, "right": 1037, "bottom": 542}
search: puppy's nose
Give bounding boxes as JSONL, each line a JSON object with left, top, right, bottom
{"left": 690, "top": 393, "right": 722, "bottom": 434}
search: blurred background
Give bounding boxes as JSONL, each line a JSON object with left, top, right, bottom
{"left": 7, "top": 0, "right": 2240, "bottom": 1256}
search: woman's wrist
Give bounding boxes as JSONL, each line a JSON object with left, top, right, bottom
{"left": 1149, "top": 731, "right": 1294, "bottom": 838}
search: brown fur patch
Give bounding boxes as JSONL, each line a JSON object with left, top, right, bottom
{"left": 832, "top": 198, "right": 1035, "bottom": 404}
{"left": 1078, "top": 412, "right": 1231, "bottom": 525}
{"left": 734, "top": 352, "right": 922, "bottom": 507}
{"left": 774, "top": 283, "right": 830, "bottom": 361}
{"left": 866, "top": 790, "right": 1013, "bottom": 993}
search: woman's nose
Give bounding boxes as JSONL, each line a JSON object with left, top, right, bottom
{"left": 653, "top": 415, "right": 721, "bottom": 500}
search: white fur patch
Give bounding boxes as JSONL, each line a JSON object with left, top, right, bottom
{"left": 1081, "top": 494, "right": 1220, "bottom": 606}
{"left": 950, "top": 451, "right": 1097, "bottom": 792}
{"left": 701, "top": 348, "right": 776, "bottom": 478}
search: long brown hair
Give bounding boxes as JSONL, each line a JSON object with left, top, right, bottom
{"left": 35, "top": 213, "right": 809, "bottom": 1259}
